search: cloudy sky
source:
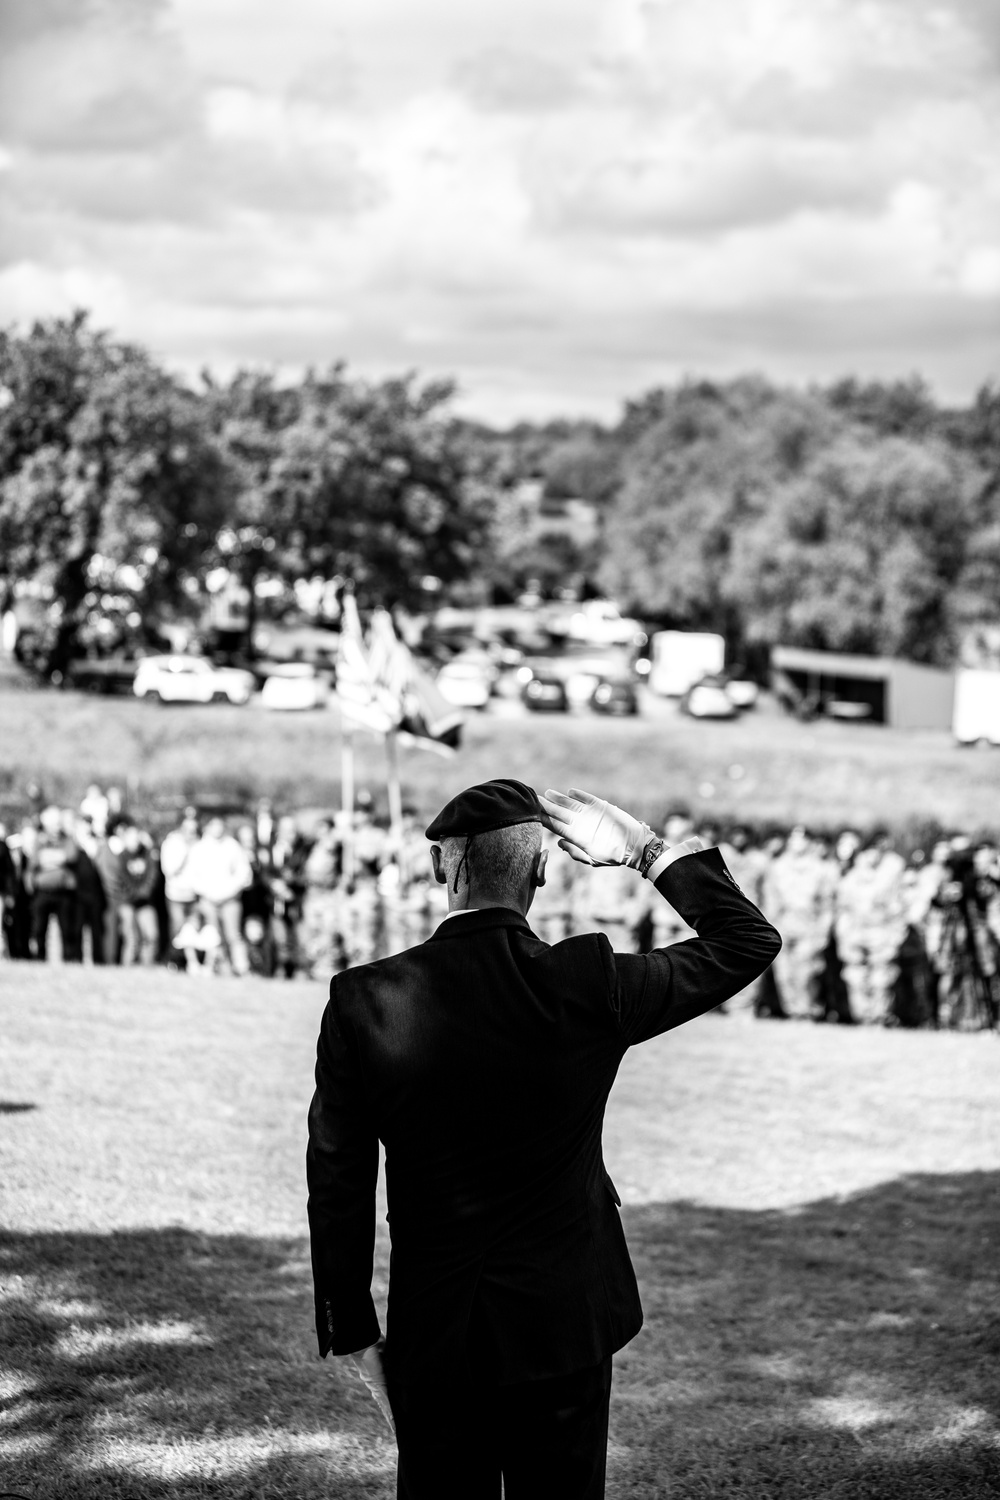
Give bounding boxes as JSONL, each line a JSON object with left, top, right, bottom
{"left": 0, "top": 0, "right": 997, "bottom": 420}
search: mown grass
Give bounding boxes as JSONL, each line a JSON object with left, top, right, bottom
{"left": 2, "top": 964, "right": 999, "bottom": 1498}
{"left": 1, "top": 681, "right": 998, "bottom": 834}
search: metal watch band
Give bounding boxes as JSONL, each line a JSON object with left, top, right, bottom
{"left": 638, "top": 836, "right": 666, "bottom": 878}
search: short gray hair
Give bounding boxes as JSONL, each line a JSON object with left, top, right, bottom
{"left": 439, "top": 822, "right": 542, "bottom": 902}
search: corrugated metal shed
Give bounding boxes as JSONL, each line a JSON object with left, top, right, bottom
{"left": 771, "top": 646, "right": 955, "bottom": 730}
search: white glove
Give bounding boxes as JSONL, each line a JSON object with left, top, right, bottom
{"left": 540, "top": 787, "right": 652, "bottom": 869}
{"left": 349, "top": 1339, "right": 395, "bottom": 1434}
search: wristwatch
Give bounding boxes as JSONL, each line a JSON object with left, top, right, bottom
{"left": 637, "top": 836, "right": 666, "bottom": 879}
{"left": 639, "top": 835, "right": 706, "bottom": 881}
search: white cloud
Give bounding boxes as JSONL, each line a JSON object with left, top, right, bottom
{"left": 0, "top": 0, "right": 996, "bottom": 417}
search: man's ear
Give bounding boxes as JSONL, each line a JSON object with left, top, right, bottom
{"left": 430, "top": 844, "right": 448, "bottom": 885}
{"left": 531, "top": 846, "right": 549, "bottom": 889}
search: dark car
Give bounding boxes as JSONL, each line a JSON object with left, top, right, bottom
{"left": 590, "top": 677, "right": 638, "bottom": 717}
{"left": 522, "top": 673, "right": 569, "bottom": 713}
{"left": 65, "top": 657, "right": 139, "bottom": 695}
{"left": 679, "top": 673, "right": 738, "bottom": 720}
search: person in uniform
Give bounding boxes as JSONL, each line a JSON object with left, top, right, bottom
{"left": 307, "top": 777, "right": 781, "bottom": 1499}
{"left": 750, "top": 833, "right": 788, "bottom": 1018}
{"left": 836, "top": 834, "right": 907, "bottom": 1023}
{"left": 572, "top": 858, "right": 644, "bottom": 953}
{"left": 889, "top": 849, "right": 940, "bottom": 1026}
{"left": 716, "top": 827, "right": 768, "bottom": 1015}
{"left": 807, "top": 833, "right": 853, "bottom": 1023}
{"left": 763, "top": 826, "right": 830, "bottom": 1018}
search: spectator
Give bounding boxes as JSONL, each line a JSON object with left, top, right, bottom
{"left": 0, "top": 824, "right": 16, "bottom": 959}
{"left": 353, "top": 793, "right": 388, "bottom": 877}
{"left": 117, "top": 820, "right": 160, "bottom": 966}
{"left": 68, "top": 813, "right": 107, "bottom": 964}
{"left": 26, "top": 805, "right": 79, "bottom": 961}
{"left": 160, "top": 807, "right": 201, "bottom": 965}
{"left": 94, "top": 821, "right": 126, "bottom": 963}
{"left": 185, "top": 816, "right": 252, "bottom": 975}
{"left": 302, "top": 818, "right": 342, "bottom": 977}
{"left": 304, "top": 816, "right": 339, "bottom": 890}
{"left": 266, "top": 815, "right": 308, "bottom": 979}
{"left": 173, "top": 906, "right": 222, "bottom": 974}
{"left": 243, "top": 914, "right": 273, "bottom": 975}
{"left": 7, "top": 822, "right": 35, "bottom": 959}
{"left": 236, "top": 823, "right": 272, "bottom": 929}
{"left": 255, "top": 796, "right": 275, "bottom": 853}
{"left": 80, "top": 784, "right": 110, "bottom": 837}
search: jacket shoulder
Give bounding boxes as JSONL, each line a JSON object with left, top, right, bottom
{"left": 326, "top": 942, "right": 428, "bottom": 1007}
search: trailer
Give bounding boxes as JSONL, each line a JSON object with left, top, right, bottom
{"left": 953, "top": 668, "right": 1000, "bottom": 746}
{"left": 771, "top": 645, "right": 955, "bottom": 730}
{"left": 648, "top": 631, "right": 725, "bottom": 697}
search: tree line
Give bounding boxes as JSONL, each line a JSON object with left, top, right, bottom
{"left": 1, "top": 312, "right": 997, "bottom": 675}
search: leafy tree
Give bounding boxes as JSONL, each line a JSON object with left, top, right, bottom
{"left": 599, "top": 378, "right": 839, "bottom": 651}
{"left": 491, "top": 530, "right": 593, "bottom": 602}
{"left": 205, "top": 368, "right": 490, "bottom": 630}
{"left": 0, "top": 315, "right": 229, "bottom": 675}
{"left": 730, "top": 432, "right": 986, "bottom": 664}
{"left": 823, "top": 375, "right": 939, "bottom": 439}
{"left": 541, "top": 430, "right": 621, "bottom": 507}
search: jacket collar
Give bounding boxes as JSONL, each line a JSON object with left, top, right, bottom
{"left": 427, "top": 906, "right": 534, "bottom": 943}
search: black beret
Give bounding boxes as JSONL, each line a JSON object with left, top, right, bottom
{"left": 425, "top": 778, "right": 548, "bottom": 841}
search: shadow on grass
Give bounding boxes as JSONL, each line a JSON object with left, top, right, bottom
{"left": 1, "top": 1173, "right": 998, "bottom": 1500}
{"left": 0, "top": 1105, "right": 37, "bottom": 1115}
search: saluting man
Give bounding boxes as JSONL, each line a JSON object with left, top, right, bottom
{"left": 307, "top": 778, "right": 781, "bottom": 1500}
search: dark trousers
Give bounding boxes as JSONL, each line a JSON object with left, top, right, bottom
{"left": 390, "top": 1357, "right": 612, "bottom": 1500}
{"left": 809, "top": 931, "right": 854, "bottom": 1023}
{"left": 753, "top": 962, "right": 786, "bottom": 1018}
{"left": 31, "top": 891, "right": 78, "bottom": 960}
{"left": 77, "top": 897, "right": 105, "bottom": 963}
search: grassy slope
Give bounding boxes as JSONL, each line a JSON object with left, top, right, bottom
{"left": 1, "top": 682, "right": 999, "bottom": 833}
{"left": 1, "top": 965, "right": 998, "bottom": 1498}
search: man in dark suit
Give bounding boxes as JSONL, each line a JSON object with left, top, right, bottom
{"left": 307, "top": 779, "right": 781, "bottom": 1499}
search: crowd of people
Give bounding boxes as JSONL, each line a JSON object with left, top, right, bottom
{"left": 1, "top": 787, "right": 997, "bottom": 1029}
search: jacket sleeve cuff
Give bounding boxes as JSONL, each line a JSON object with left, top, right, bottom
{"left": 643, "top": 837, "right": 705, "bottom": 883}
{"left": 316, "top": 1294, "right": 381, "bottom": 1359}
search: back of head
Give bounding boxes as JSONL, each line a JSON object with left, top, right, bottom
{"left": 440, "top": 822, "right": 542, "bottom": 906}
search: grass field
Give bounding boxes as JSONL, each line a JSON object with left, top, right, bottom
{"left": 2, "top": 963, "right": 999, "bottom": 1498}
{"left": 1, "top": 679, "right": 999, "bottom": 836}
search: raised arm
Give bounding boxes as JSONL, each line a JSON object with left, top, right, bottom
{"left": 609, "top": 846, "right": 781, "bottom": 1044}
{"left": 540, "top": 786, "right": 781, "bottom": 1045}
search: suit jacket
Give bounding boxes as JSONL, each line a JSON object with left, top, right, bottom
{"left": 306, "top": 847, "right": 781, "bottom": 1386}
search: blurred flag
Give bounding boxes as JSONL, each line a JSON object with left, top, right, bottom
{"left": 368, "top": 606, "right": 463, "bottom": 754}
{"left": 336, "top": 593, "right": 394, "bottom": 734}
{"left": 368, "top": 607, "right": 413, "bottom": 722}
{"left": 401, "top": 662, "right": 464, "bottom": 755}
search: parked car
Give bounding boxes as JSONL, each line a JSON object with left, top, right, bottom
{"left": 436, "top": 651, "right": 494, "bottom": 710}
{"left": 260, "top": 664, "right": 328, "bottom": 711}
{"left": 134, "top": 655, "right": 255, "bottom": 705}
{"left": 66, "top": 656, "right": 139, "bottom": 695}
{"left": 679, "top": 674, "right": 738, "bottom": 720}
{"left": 522, "top": 673, "right": 569, "bottom": 713}
{"left": 724, "top": 677, "right": 759, "bottom": 710}
{"left": 590, "top": 677, "right": 639, "bottom": 717}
